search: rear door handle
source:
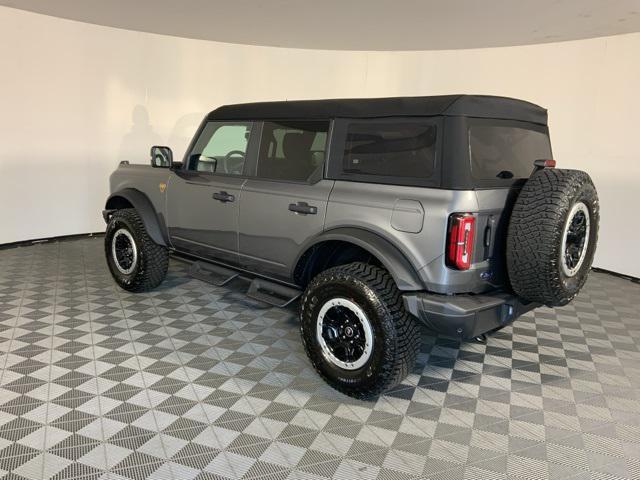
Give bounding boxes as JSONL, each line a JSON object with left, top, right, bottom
{"left": 212, "top": 191, "right": 235, "bottom": 203}
{"left": 288, "top": 202, "right": 317, "bottom": 215}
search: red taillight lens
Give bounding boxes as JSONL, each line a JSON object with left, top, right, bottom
{"left": 446, "top": 213, "right": 475, "bottom": 270}
{"left": 534, "top": 158, "right": 556, "bottom": 168}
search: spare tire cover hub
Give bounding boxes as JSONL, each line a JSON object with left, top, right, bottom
{"left": 561, "top": 202, "right": 590, "bottom": 277}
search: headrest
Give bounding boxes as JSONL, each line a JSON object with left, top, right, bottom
{"left": 282, "top": 132, "right": 314, "bottom": 159}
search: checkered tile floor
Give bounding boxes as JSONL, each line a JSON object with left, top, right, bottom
{"left": 0, "top": 237, "right": 638, "bottom": 480}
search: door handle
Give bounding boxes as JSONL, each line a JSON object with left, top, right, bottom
{"left": 288, "top": 202, "right": 317, "bottom": 215}
{"left": 212, "top": 191, "right": 235, "bottom": 203}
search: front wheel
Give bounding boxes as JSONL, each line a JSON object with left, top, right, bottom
{"left": 105, "top": 208, "right": 169, "bottom": 292}
{"left": 300, "top": 263, "right": 420, "bottom": 399}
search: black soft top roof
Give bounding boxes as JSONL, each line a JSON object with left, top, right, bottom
{"left": 207, "top": 94, "right": 547, "bottom": 125}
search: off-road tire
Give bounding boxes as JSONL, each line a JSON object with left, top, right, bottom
{"left": 506, "top": 168, "right": 599, "bottom": 307}
{"left": 105, "top": 208, "right": 169, "bottom": 292}
{"left": 300, "top": 262, "right": 420, "bottom": 399}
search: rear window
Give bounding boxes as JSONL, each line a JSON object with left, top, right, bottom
{"left": 469, "top": 125, "right": 551, "bottom": 180}
{"left": 341, "top": 120, "right": 437, "bottom": 179}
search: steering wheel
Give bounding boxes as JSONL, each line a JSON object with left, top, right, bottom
{"left": 222, "top": 150, "right": 246, "bottom": 175}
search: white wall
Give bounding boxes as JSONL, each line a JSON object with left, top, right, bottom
{"left": 0, "top": 7, "right": 637, "bottom": 277}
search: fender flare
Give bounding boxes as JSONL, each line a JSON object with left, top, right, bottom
{"left": 104, "top": 188, "right": 169, "bottom": 247}
{"left": 294, "top": 227, "right": 424, "bottom": 291}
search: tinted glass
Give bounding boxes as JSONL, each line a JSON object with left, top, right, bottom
{"left": 469, "top": 125, "right": 552, "bottom": 180}
{"left": 188, "top": 122, "right": 252, "bottom": 175}
{"left": 342, "top": 121, "right": 437, "bottom": 178}
{"left": 257, "top": 120, "right": 329, "bottom": 182}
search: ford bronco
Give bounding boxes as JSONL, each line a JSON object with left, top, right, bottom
{"left": 103, "top": 95, "right": 599, "bottom": 398}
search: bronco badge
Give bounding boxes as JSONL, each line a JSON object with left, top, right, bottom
{"left": 159, "top": 182, "right": 167, "bottom": 193}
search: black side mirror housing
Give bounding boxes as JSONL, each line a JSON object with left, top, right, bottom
{"left": 150, "top": 146, "right": 173, "bottom": 168}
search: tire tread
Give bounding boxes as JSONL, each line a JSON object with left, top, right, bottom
{"left": 506, "top": 168, "right": 599, "bottom": 306}
{"left": 105, "top": 208, "right": 168, "bottom": 292}
{"left": 300, "top": 262, "right": 420, "bottom": 399}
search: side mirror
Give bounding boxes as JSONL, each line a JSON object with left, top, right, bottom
{"left": 150, "top": 146, "right": 173, "bottom": 168}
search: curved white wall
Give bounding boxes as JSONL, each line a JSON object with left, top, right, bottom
{"left": 0, "top": 7, "right": 637, "bottom": 277}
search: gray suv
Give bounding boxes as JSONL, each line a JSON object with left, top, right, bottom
{"left": 103, "top": 95, "right": 599, "bottom": 398}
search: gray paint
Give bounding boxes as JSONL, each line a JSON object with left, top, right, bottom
{"left": 238, "top": 178, "right": 334, "bottom": 281}
{"left": 166, "top": 170, "right": 245, "bottom": 266}
{"left": 414, "top": 188, "right": 515, "bottom": 294}
{"left": 106, "top": 166, "right": 171, "bottom": 246}
{"left": 391, "top": 199, "right": 424, "bottom": 234}
{"left": 325, "top": 181, "right": 497, "bottom": 293}
{"left": 106, "top": 164, "right": 508, "bottom": 294}
{"left": 296, "top": 227, "right": 424, "bottom": 291}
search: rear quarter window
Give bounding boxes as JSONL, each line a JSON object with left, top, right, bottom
{"left": 328, "top": 117, "right": 441, "bottom": 187}
{"left": 469, "top": 124, "right": 552, "bottom": 180}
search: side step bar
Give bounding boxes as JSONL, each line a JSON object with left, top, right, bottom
{"left": 189, "top": 261, "right": 239, "bottom": 287}
{"left": 186, "top": 258, "right": 301, "bottom": 307}
{"left": 246, "top": 278, "right": 301, "bottom": 307}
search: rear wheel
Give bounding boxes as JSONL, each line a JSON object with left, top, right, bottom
{"left": 105, "top": 208, "right": 169, "bottom": 292}
{"left": 300, "top": 262, "right": 420, "bottom": 399}
{"left": 506, "top": 168, "right": 599, "bottom": 307}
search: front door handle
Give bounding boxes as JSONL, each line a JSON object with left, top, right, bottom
{"left": 288, "top": 202, "right": 317, "bottom": 215}
{"left": 212, "top": 191, "right": 235, "bottom": 203}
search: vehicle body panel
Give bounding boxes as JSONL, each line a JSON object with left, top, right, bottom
{"left": 238, "top": 178, "right": 334, "bottom": 281}
{"left": 109, "top": 165, "right": 170, "bottom": 216}
{"left": 107, "top": 165, "right": 171, "bottom": 245}
{"left": 165, "top": 170, "right": 245, "bottom": 265}
{"left": 294, "top": 227, "right": 425, "bottom": 291}
{"left": 325, "top": 181, "right": 497, "bottom": 294}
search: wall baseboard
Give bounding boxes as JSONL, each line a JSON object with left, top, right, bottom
{"left": 0, "top": 232, "right": 105, "bottom": 251}
{"left": 1, "top": 233, "right": 638, "bottom": 285}
{"left": 591, "top": 267, "right": 639, "bottom": 284}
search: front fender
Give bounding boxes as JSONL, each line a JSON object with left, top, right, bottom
{"left": 295, "top": 227, "right": 424, "bottom": 291}
{"left": 104, "top": 188, "right": 168, "bottom": 247}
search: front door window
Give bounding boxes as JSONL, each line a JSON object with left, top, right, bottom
{"left": 188, "top": 122, "right": 253, "bottom": 176}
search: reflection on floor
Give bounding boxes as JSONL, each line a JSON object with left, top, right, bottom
{"left": 0, "top": 237, "right": 638, "bottom": 480}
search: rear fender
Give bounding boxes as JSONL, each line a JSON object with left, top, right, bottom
{"left": 295, "top": 227, "right": 424, "bottom": 291}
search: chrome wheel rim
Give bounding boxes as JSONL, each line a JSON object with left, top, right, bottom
{"left": 561, "top": 202, "right": 590, "bottom": 277}
{"left": 316, "top": 298, "right": 373, "bottom": 370}
{"left": 112, "top": 229, "right": 137, "bottom": 275}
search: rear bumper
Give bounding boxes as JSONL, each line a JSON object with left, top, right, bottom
{"left": 403, "top": 290, "right": 538, "bottom": 339}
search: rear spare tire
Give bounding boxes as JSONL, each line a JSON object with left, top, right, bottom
{"left": 506, "top": 168, "right": 599, "bottom": 307}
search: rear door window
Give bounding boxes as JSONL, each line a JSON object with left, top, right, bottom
{"left": 328, "top": 118, "right": 440, "bottom": 187}
{"left": 469, "top": 124, "right": 551, "bottom": 180}
{"left": 256, "top": 120, "right": 329, "bottom": 183}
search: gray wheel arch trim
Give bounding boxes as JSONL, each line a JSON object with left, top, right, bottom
{"left": 294, "top": 227, "right": 424, "bottom": 291}
{"left": 104, "top": 188, "right": 169, "bottom": 247}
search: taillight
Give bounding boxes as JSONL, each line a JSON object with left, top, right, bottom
{"left": 446, "top": 213, "right": 475, "bottom": 270}
{"left": 534, "top": 159, "right": 556, "bottom": 169}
